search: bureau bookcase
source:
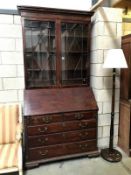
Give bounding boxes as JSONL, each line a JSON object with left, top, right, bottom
{"left": 18, "top": 6, "right": 99, "bottom": 168}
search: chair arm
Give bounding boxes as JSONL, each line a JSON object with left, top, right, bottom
{"left": 16, "top": 123, "right": 23, "bottom": 141}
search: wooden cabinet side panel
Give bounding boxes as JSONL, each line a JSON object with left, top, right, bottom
{"left": 120, "top": 42, "right": 130, "bottom": 99}
{"left": 118, "top": 101, "right": 131, "bottom": 155}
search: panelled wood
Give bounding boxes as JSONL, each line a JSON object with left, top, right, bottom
{"left": 19, "top": 6, "right": 99, "bottom": 168}
{"left": 27, "top": 119, "right": 96, "bottom": 136}
{"left": 27, "top": 111, "right": 96, "bottom": 125}
{"left": 118, "top": 100, "right": 131, "bottom": 156}
{"left": 120, "top": 34, "right": 131, "bottom": 100}
{"left": 28, "top": 128, "right": 96, "bottom": 147}
{"left": 28, "top": 140, "right": 97, "bottom": 161}
{"left": 119, "top": 34, "right": 131, "bottom": 156}
{"left": 24, "top": 87, "right": 99, "bottom": 168}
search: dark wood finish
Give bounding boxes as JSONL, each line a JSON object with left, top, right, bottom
{"left": 118, "top": 34, "right": 131, "bottom": 156}
{"left": 28, "top": 128, "right": 96, "bottom": 147}
{"left": 101, "top": 69, "right": 122, "bottom": 162}
{"left": 19, "top": 6, "right": 98, "bottom": 168}
{"left": 28, "top": 140, "right": 97, "bottom": 161}
{"left": 120, "top": 34, "right": 131, "bottom": 100}
{"left": 27, "top": 119, "right": 96, "bottom": 135}
{"left": 24, "top": 87, "right": 98, "bottom": 116}
{"left": 27, "top": 111, "right": 97, "bottom": 125}
{"left": 118, "top": 100, "right": 131, "bottom": 156}
{"left": 18, "top": 6, "right": 93, "bottom": 89}
{"left": 24, "top": 87, "right": 98, "bottom": 168}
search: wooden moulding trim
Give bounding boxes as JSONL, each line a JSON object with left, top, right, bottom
{"left": 17, "top": 5, "right": 94, "bottom": 17}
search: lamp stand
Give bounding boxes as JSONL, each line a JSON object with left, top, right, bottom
{"left": 101, "top": 68, "right": 122, "bottom": 162}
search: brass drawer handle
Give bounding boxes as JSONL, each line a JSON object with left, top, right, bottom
{"left": 79, "top": 122, "right": 88, "bottom": 128}
{"left": 75, "top": 113, "right": 84, "bottom": 120}
{"left": 38, "top": 127, "right": 48, "bottom": 133}
{"left": 39, "top": 150, "right": 48, "bottom": 156}
{"left": 38, "top": 137, "right": 48, "bottom": 143}
{"left": 42, "top": 116, "right": 52, "bottom": 124}
{"left": 79, "top": 144, "right": 88, "bottom": 150}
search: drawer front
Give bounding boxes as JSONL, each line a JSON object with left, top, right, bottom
{"left": 27, "top": 111, "right": 97, "bottom": 126}
{"left": 28, "top": 140, "right": 97, "bottom": 161}
{"left": 28, "top": 128, "right": 96, "bottom": 147}
{"left": 27, "top": 119, "right": 96, "bottom": 136}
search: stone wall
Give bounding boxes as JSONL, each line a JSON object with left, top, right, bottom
{"left": 0, "top": 14, "right": 24, "bottom": 103}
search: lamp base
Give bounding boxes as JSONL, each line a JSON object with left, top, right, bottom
{"left": 101, "top": 148, "right": 122, "bottom": 162}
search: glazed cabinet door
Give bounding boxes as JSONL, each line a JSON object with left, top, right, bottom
{"left": 61, "top": 22, "right": 90, "bottom": 86}
{"left": 24, "top": 20, "right": 56, "bottom": 89}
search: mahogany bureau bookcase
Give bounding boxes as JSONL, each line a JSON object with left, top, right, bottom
{"left": 18, "top": 6, "right": 99, "bottom": 168}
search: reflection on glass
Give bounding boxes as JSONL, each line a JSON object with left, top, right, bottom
{"left": 61, "top": 23, "right": 89, "bottom": 85}
{"left": 24, "top": 20, "right": 56, "bottom": 88}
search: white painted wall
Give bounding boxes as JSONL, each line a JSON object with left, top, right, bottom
{"left": 0, "top": 0, "right": 91, "bottom": 11}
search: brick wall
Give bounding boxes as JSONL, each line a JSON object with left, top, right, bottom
{"left": 0, "top": 7, "right": 123, "bottom": 148}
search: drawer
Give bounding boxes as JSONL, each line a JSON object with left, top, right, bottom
{"left": 28, "top": 128, "right": 96, "bottom": 147}
{"left": 28, "top": 139, "right": 97, "bottom": 161}
{"left": 27, "top": 119, "right": 96, "bottom": 136}
{"left": 26, "top": 111, "right": 97, "bottom": 126}
{"left": 63, "top": 111, "right": 96, "bottom": 121}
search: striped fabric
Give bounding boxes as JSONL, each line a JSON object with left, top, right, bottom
{"left": 0, "top": 142, "right": 19, "bottom": 169}
{"left": 0, "top": 104, "right": 19, "bottom": 144}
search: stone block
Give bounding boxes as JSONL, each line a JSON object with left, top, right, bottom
{"left": 0, "top": 90, "right": 18, "bottom": 102}
{"left": 0, "top": 24, "right": 22, "bottom": 38}
{"left": 0, "top": 38, "right": 15, "bottom": 51}
{"left": 0, "top": 14, "right": 13, "bottom": 24}
{"left": 93, "top": 89, "right": 112, "bottom": 102}
{"left": 91, "top": 21, "right": 104, "bottom": 37}
{"left": 14, "top": 15, "right": 21, "bottom": 25}
{"left": 97, "top": 102, "right": 103, "bottom": 114}
{"left": 17, "top": 65, "right": 24, "bottom": 77}
{"left": 91, "top": 36, "right": 121, "bottom": 50}
{"left": 94, "top": 7, "right": 123, "bottom": 23}
{"left": 103, "top": 125, "right": 118, "bottom": 137}
{"left": 0, "top": 65, "right": 16, "bottom": 77}
{"left": 90, "top": 50, "right": 104, "bottom": 64}
{"left": 91, "top": 76, "right": 104, "bottom": 89}
{"left": 91, "top": 63, "right": 112, "bottom": 77}
{"left": 3, "top": 78, "right": 25, "bottom": 90}
{"left": 117, "top": 23, "right": 123, "bottom": 37}
{"left": 0, "top": 52, "right": 2, "bottom": 64}
{"left": 98, "top": 113, "right": 119, "bottom": 127}
{"left": 0, "top": 79, "right": 3, "bottom": 90}
{"left": 103, "top": 101, "right": 119, "bottom": 114}
{"left": 1, "top": 52, "right": 23, "bottom": 64}
{"left": 98, "top": 137, "right": 109, "bottom": 148}
{"left": 104, "top": 22, "right": 117, "bottom": 36}
{"left": 18, "top": 90, "right": 24, "bottom": 102}
{"left": 15, "top": 39, "right": 23, "bottom": 51}
{"left": 98, "top": 126, "right": 103, "bottom": 138}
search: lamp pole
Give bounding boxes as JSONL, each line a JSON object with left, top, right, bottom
{"left": 101, "top": 68, "right": 122, "bottom": 162}
{"left": 110, "top": 68, "right": 115, "bottom": 150}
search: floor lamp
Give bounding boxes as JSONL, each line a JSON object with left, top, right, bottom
{"left": 101, "top": 49, "right": 128, "bottom": 162}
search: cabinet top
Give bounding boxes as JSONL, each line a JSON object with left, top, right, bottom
{"left": 24, "top": 87, "right": 98, "bottom": 116}
{"left": 18, "top": 6, "right": 94, "bottom": 17}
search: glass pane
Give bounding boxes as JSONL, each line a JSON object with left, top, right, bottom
{"left": 24, "top": 20, "right": 56, "bottom": 88}
{"left": 61, "top": 22, "right": 89, "bottom": 85}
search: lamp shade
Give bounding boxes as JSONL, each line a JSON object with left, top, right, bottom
{"left": 103, "top": 49, "right": 128, "bottom": 68}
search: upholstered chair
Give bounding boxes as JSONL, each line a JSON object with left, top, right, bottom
{"left": 0, "top": 103, "right": 23, "bottom": 175}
